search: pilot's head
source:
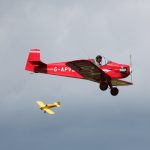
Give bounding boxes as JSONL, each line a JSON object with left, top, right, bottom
{"left": 96, "top": 55, "right": 102, "bottom": 63}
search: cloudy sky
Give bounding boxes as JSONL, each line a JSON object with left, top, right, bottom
{"left": 0, "top": 0, "right": 150, "bottom": 149}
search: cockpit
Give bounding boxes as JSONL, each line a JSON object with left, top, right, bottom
{"left": 95, "top": 56, "right": 110, "bottom": 66}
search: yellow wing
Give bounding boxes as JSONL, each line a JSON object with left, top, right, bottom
{"left": 43, "top": 108, "right": 55, "bottom": 115}
{"left": 36, "top": 101, "right": 45, "bottom": 108}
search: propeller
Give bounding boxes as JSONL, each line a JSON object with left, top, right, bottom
{"left": 129, "top": 54, "right": 133, "bottom": 83}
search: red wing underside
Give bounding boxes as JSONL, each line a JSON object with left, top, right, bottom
{"left": 66, "top": 60, "right": 109, "bottom": 82}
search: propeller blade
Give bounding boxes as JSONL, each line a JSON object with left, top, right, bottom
{"left": 129, "top": 54, "right": 133, "bottom": 82}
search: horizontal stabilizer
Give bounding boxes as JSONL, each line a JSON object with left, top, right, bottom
{"left": 54, "top": 102, "right": 61, "bottom": 107}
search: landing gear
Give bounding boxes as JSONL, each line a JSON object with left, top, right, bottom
{"left": 99, "top": 82, "right": 108, "bottom": 91}
{"left": 110, "top": 87, "right": 119, "bottom": 96}
{"left": 99, "top": 81, "right": 119, "bottom": 96}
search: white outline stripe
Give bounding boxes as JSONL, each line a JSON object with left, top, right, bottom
{"left": 29, "top": 51, "right": 40, "bottom": 53}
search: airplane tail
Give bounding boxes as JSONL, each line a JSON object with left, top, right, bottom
{"left": 25, "top": 49, "right": 47, "bottom": 73}
{"left": 54, "top": 102, "right": 61, "bottom": 107}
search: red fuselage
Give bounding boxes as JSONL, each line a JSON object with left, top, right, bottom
{"left": 33, "top": 60, "right": 130, "bottom": 80}
{"left": 25, "top": 49, "right": 132, "bottom": 96}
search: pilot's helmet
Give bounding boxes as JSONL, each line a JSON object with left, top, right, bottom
{"left": 96, "top": 55, "right": 102, "bottom": 60}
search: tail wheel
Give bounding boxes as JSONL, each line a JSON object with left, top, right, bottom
{"left": 110, "top": 87, "right": 119, "bottom": 96}
{"left": 99, "top": 82, "right": 108, "bottom": 91}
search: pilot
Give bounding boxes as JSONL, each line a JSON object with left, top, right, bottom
{"left": 96, "top": 55, "right": 102, "bottom": 66}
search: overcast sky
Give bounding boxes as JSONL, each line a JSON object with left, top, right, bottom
{"left": 0, "top": 0, "right": 150, "bottom": 150}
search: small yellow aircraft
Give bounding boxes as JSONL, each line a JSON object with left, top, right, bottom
{"left": 36, "top": 101, "right": 61, "bottom": 114}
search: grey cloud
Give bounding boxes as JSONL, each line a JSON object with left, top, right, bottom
{"left": 0, "top": 0, "right": 150, "bottom": 150}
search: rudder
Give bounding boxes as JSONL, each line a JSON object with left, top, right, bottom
{"left": 27, "top": 48, "right": 40, "bottom": 62}
{"left": 25, "top": 48, "right": 46, "bottom": 72}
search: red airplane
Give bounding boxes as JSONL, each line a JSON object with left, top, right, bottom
{"left": 25, "top": 49, "right": 133, "bottom": 96}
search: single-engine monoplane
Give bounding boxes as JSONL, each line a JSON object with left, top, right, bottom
{"left": 36, "top": 101, "right": 61, "bottom": 114}
{"left": 25, "top": 49, "right": 133, "bottom": 96}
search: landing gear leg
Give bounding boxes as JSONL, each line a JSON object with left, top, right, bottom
{"left": 99, "top": 78, "right": 119, "bottom": 96}
{"left": 107, "top": 80, "right": 119, "bottom": 96}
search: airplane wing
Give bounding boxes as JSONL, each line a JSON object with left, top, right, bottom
{"left": 36, "top": 101, "right": 45, "bottom": 108}
{"left": 66, "top": 60, "right": 110, "bottom": 82}
{"left": 111, "top": 79, "right": 133, "bottom": 86}
{"left": 43, "top": 108, "right": 55, "bottom": 114}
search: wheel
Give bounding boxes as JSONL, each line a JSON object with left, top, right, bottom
{"left": 99, "top": 82, "right": 108, "bottom": 91}
{"left": 110, "top": 87, "right": 119, "bottom": 96}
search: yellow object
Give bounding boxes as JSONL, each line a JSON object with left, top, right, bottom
{"left": 36, "top": 101, "right": 61, "bottom": 115}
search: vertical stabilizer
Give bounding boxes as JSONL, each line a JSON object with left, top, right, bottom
{"left": 25, "top": 49, "right": 46, "bottom": 73}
